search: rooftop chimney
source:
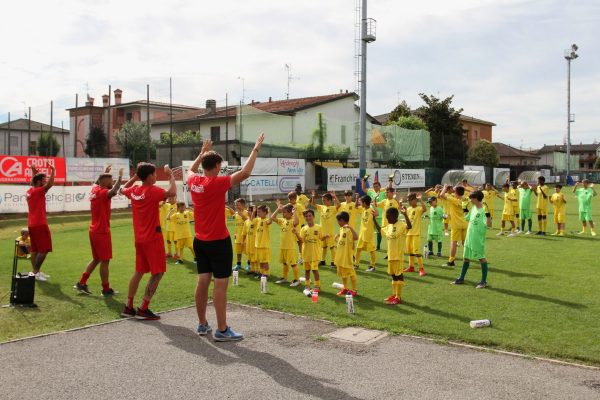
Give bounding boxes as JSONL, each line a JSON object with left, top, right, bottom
{"left": 102, "top": 94, "right": 109, "bottom": 107}
{"left": 113, "top": 88, "right": 123, "bottom": 105}
{"left": 85, "top": 96, "right": 95, "bottom": 107}
{"left": 269, "top": 97, "right": 272, "bottom": 103}
{"left": 206, "top": 99, "right": 217, "bottom": 114}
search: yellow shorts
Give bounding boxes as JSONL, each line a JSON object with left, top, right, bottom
{"left": 501, "top": 213, "right": 514, "bottom": 222}
{"left": 554, "top": 213, "right": 565, "bottom": 224}
{"left": 443, "top": 217, "right": 450, "bottom": 225}
{"left": 279, "top": 249, "right": 297, "bottom": 266}
{"left": 450, "top": 228, "right": 467, "bottom": 242}
{"left": 234, "top": 243, "right": 245, "bottom": 255}
{"left": 357, "top": 238, "right": 376, "bottom": 252}
{"left": 167, "top": 231, "right": 175, "bottom": 242}
{"left": 337, "top": 265, "right": 356, "bottom": 278}
{"left": 537, "top": 208, "right": 548, "bottom": 217}
{"left": 304, "top": 261, "right": 319, "bottom": 271}
{"left": 321, "top": 235, "right": 335, "bottom": 248}
{"left": 256, "top": 248, "right": 270, "bottom": 264}
{"left": 247, "top": 250, "right": 257, "bottom": 263}
{"left": 405, "top": 235, "right": 421, "bottom": 255}
{"left": 387, "top": 260, "right": 403, "bottom": 276}
{"left": 175, "top": 237, "right": 193, "bottom": 250}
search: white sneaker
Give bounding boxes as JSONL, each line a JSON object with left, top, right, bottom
{"left": 444, "top": 231, "right": 450, "bottom": 237}
{"left": 289, "top": 280, "right": 300, "bottom": 287}
{"left": 496, "top": 232, "right": 504, "bottom": 236}
{"left": 525, "top": 231, "right": 532, "bottom": 235}
{"left": 34, "top": 272, "right": 48, "bottom": 281}
{"left": 39, "top": 271, "right": 51, "bottom": 279}
{"left": 507, "top": 233, "right": 516, "bottom": 237}
{"left": 297, "top": 258, "right": 304, "bottom": 265}
{"left": 515, "top": 229, "right": 521, "bottom": 234}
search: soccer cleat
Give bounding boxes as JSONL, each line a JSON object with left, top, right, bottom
{"left": 318, "top": 261, "right": 326, "bottom": 266}
{"left": 74, "top": 282, "right": 92, "bottom": 295}
{"left": 289, "top": 280, "right": 300, "bottom": 287}
{"left": 427, "top": 251, "right": 434, "bottom": 257}
{"left": 525, "top": 231, "right": 533, "bottom": 235}
{"left": 214, "top": 326, "right": 244, "bottom": 342}
{"left": 592, "top": 231, "right": 597, "bottom": 237}
{"left": 348, "top": 290, "right": 358, "bottom": 297}
{"left": 443, "top": 261, "right": 456, "bottom": 267}
{"left": 541, "top": 232, "right": 546, "bottom": 236}
{"left": 451, "top": 279, "right": 465, "bottom": 285}
{"left": 366, "top": 266, "right": 375, "bottom": 272}
{"left": 557, "top": 232, "right": 565, "bottom": 237}
{"left": 475, "top": 282, "right": 488, "bottom": 289}
{"left": 166, "top": 253, "right": 173, "bottom": 259}
{"left": 577, "top": 230, "right": 585, "bottom": 235}
{"left": 303, "top": 288, "right": 312, "bottom": 297}
{"left": 196, "top": 323, "right": 213, "bottom": 336}
{"left": 535, "top": 231, "right": 542, "bottom": 235}
{"left": 496, "top": 231, "right": 504, "bottom": 236}
{"left": 34, "top": 272, "right": 48, "bottom": 282}
{"left": 444, "top": 231, "right": 450, "bottom": 236}
{"left": 120, "top": 306, "right": 136, "bottom": 318}
{"left": 419, "top": 269, "right": 426, "bottom": 277}
{"left": 39, "top": 271, "right": 51, "bottom": 279}
{"left": 353, "top": 265, "right": 359, "bottom": 270}
{"left": 384, "top": 255, "right": 388, "bottom": 260}
{"left": 384, "top": 295, "right": 396, "bottom": 303}
{"left": 330, "top": 262, "right": 335, "bottom": 268}
{"left": 386, "top": 296, "right": 401, "bottom": 305}
{"left": 102, "top": 288, "right": 118, "bottom": 296}
{"left": 403, "top": 266, "right": 415, "bottom": 273}
{"left": 275, "top": 278, "right": 289, "bottom": 284}
{"left": 507, "top": 233, "right": 516, "bottom": 237}
{"left": 550, "top": 231, "right": 559, "bottom": 236}
{"left": 135, "top": 308, "right": 161, "bottom": 320}
{"left": 436, "top": 252, "right": 442, "bottom": 257}
{"left": 175, "top": 260, "right": 184, "bottom": 265}
{"left": 232, "top": 264, "right": 241, "bottom": 271}
{"left": 336, "top": 288, "right": 349, "bottom": 296}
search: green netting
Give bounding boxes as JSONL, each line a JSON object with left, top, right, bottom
{"left": 551, "top": 152, "right": 579, "bottom": 173}
{"left": 441, "top": 170, "right": 484, "bottom": 186}
{"left": 369, "top": 123, "right": 430, "bottom": 162}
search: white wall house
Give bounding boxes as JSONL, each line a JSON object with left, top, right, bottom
{"left": 0, "top": 118, "right": 71, "bottom": 156}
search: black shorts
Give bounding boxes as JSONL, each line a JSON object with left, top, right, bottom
{"left": 194, "top": 236, "right": 233, "bottom": 279}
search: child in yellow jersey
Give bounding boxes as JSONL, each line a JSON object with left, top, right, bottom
{"left": 232, "top": 198, "right": 249, "bottom": 271}
{"left": 374, "top": 187, "right": 400, "bottom": 229}
{"left": 311, "top": 190, "right": 338, "bottom": 267}
{"left": 482, "top": 183, "right": 503, "bottom": 225}
{"left": 550, "top": 185, "right": 567, "bottom": 236}
{"left": 242, "top": 206, "right": 260, "bottom": 276}
{"left": 498, "top": 183, "right": 517, "bottom": 236}
{"left": 296, "top": 209, "right": 328, "bottom": 294}
{"left": 509, "top": 180, "right": 521, "bottom": 232}
{"left": 255, "top": 205, "right": 272, "bottom": 277}
{"left": 355, "top": 195, "right": 378, "bottom": 272}
{"left": 16, "top": 228, "right": 31, "bottom": 258}
{"left": 271, "top": 200, "right": 300, "bottom": 286}
{"left": 439, "top": 185, "right": 468, "bottom": 267}
{"left": 159, "top": 196, "right": 177, "bottom": 257}
{"left": 225, "top": 206, "right": 235, "bottom": 221}
{"left": 337, "top": 190, "right": 360, "bottom": 228}
{"left": 375, "top": 206, "right": 411, "bottom": 305}
{"left": 334, "top": 211, "right": 359, "bottom": 296}
{"left": 288, "top": 191, "right": 306, "bottom": 266}
{"left": 167, "top": 202, "right": 195, "bottom": 264}
{"left": 533, "top": 176, "right": 550, "bottom": 235}
{"left": 403, "top": 193, "right": 428, "bottom": 276}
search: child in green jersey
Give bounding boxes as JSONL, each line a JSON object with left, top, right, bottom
{"left": 518, "top": 181, "right": 534, "bottom": 234}
{"left": 573, "top": 180, "right": 597, "bottom": 236}
{"left": 427, "top": 197, "right": 444, "bottom": 257}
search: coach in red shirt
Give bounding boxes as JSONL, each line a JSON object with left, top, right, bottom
{"left": 74, "top": 165, "right": 123, "bottom": 296}
{"left": 26, "top": 165, "right": 55, "bottom": 281}
{"left": 188, "top": 133, "right": 264, "bottom": 341}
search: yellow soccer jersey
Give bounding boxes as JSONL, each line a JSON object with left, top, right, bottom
{"left": 551, "top": 193, "right": 566, "bottom": 215}
{"left": 359, "top": 207, "right": 376, "bottom": 241}
{"left": 317, "top": 204, "right": 337, "bottom": 235}
{"left": 254, "top": 217, "right": 271, "bottom": 249}
{"left": 243, "top": 218, "right": 258, "bottom": 254}
{"left": 225, "top": 208, "right": 234, "bottom": 221}
{"left": 233, "top": 210, "right": 249, "bottom": 244}
{"left": 536, "top": 185, "right": 550, "bottom": 209}
{"left": 300, "top": 224, "right": 323, "bottom": 262}
{"left": 482, "top": 190, "right": 495, "bottom": 210}
{"left": 406, "top": 206, "right": 425, "bottom": 236}
{"left": 503, "top": 192, "right": 515, "bottom": 215}
{"left": 275, "top": 217, "right": 297, "bottom": 250}
{"left": 334, "top": 226, "right": 355, "bottom": 269}
{"left": 293, "top": 201, "right": 306, "bottom": 226}
{"left": 445, "top": 196, "right": 467, "bottom": 229}
{"left": 17, "top": 235, "right": 31, "bottom": 246}
{"left": 380, "top": 198, "right": 400, "bottom": 227}
{"left": 169, "top": 211, "right": 193, "bottom": 241}
{"left": 160, "top": 203, "right": 176, "bottom": 232}
{"left": 509, "top": 188, "right": 519, "bottom": 210}
{"left": 383, "top": 221, "right": 408, "bottom": 261}
{"left": 297, "top": 193, "right": 310, "bottom": 208}
{"left": 339, "top": 201, "right": 360, "bottom": 224}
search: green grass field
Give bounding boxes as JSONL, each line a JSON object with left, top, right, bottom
{"left": 1, "top": 196, "right": 599, "bottom": 365}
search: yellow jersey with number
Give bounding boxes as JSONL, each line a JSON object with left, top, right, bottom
{"left": 383, "top": 221, "right": 408, "bottom": 261}
{"left": 406, "top": 206, "right": 425, "bottom": 236}
{"left": 275, "top": 217, "right": 297, "bottom": 250}
{"left": 317, "top": 205, "right": 337, "bottom": 235}
{"left": 300, "top": 224, "right": 323, "bottom": 262}
{"left": 233, "top": 210, "right": 249, "bottom": 244}
{"left": 359, "top": 207, "right": 376, "bottom": 241}
{"left": 334, "top": 226, "right": 355, "bottom": 268}
{"left": 445, "top": 196, "right": 467, "bottom": 229}
{"left": 255, "top": 217, "right": 271, "bottom": 249}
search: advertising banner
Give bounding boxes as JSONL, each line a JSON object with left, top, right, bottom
{"left": 0, "top": 156, "right": 66, "bottom": 184}
{"left": 327, "top": 168, "right": 360, "bottom": 191}
{"left": 327, "top": 168, "right": 426, "bottom": 191}
{"left": 240, "top": 157, "right": 278, "bottom": 175}
{"left": 66, "top": 157, "right": 130, "bottom": 182}
{"left": 277, "top": 158, "right": 305, "bottom": 176}
{"left": 240, "top": 175, "right": 304, "bottom": 196}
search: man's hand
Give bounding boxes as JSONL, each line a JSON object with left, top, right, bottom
{"left": 31, "top": 165, "right": 38, "bottom": 175}
{"left": 400, "top": 206, "right": 407, "bottom": 214}
{"left": 276, "top": 199, "right": 283, "bottom": 209}
{"left": 253, "top": 132, "right": 265, "bottom": 152}
{"left": 200, "top": 139, "right": 213, "bottom": 155}
{"left": 164, "top": 165, "right": 172, "bottom": 177}
{"left": 105, "top": 165, "right": 112, "bottom": 173}
{"left": 311, "top": 190, "right": 316, "bottom": 197}
{"left": 118, "top": 168, "right": 124, "bottom": 177}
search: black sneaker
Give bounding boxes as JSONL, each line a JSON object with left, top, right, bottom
{"left": 121, "top": 306, "right": 136, "bottom": 318}
{"left": 102, "top": 288, "right": 117, "bottom": 297}
{"left": 535, "top": 231, "right": 543, "bottom": 235}
{"left": 135, "top": 308, "right": 161, "bottom": 320}
{"left": 74, "top": 282, "right": 92, "bottom": 295}
{"left": 451, "top": 279, "right": 465, "bottom": 285}
{"left": 330, "top": 262, "right": 335, "bottom": 268}
{"left": 318, "top": 261, "right": 326, "bottom": 266}
{"left": 443, "top": 261, "right": 456, "bottom": 267}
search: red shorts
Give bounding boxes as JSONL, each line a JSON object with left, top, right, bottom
{"left": 29, "top": 225, "right": 52, "bottom": 253}
{"left": 89, "top": 231, "right": 112, "bottom": 261}
{"left": 135, "top": 237, "right": 167, "bottom": 275}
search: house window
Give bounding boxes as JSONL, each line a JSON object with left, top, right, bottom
{"left": 10, "top": 135, "right": 19, "bottom": 148}
{"left": 210, "top": 126, "right": 220, "bottom": 142}
{"left": 126, "top": 112, "right": 133, "bottom": 122}
{"left": 341, "top": 125, "right": 347, "bottom": 145}
{"left": 30, "top": 141, "right": 37, "bottom": 155}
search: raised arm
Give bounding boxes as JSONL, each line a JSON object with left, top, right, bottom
{"left": 270, "top": 200, "right": 282, "bottom": 222}
{"left": 330, "top": 191, "right": 340, "bottom": 208}
{"left": 572, "top": 182, "right": 580, "bottom": 194}
{"left": 107, "top": 168, "right": 124, "bottom": 198}
{"left": 361, "top": 176, "right": 368, "bottom": 193}
{"left": 400, "top": 206, "right": 412, "bottom": 230}
{"left": 292, "top": 206, "right": 299, "bottom": 227}
{"left": 345, "top": 224, "right": 359, "bottom": 241}
{"left": 164, "top": 165, "right": 177, "bottom": 198}
{"left": 230, "top": 133, "right": 265, "bottom": 187}
{"left": 44, "top": 165, "right": 56, "bottom": 192}
{"left": 310, "top": 190, "right": 317, "bottom": 207}
{"left": 189, "top": 139, "right": 213, "bottom": 176}
{"left": 439, "top": 184, "right": 449, "bottom": 200}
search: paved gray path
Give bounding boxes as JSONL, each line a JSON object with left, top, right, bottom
{"left": 1, "top": 304, "right": 599, "bottom": 400}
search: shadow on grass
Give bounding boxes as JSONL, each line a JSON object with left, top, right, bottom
{"left": 401, "top": 301, "right": 471, "bottom": 323}
{"left": 487, "top": 287, "right": 586, "bottom": 310}
{"left": 36, "top": 281, "right": 83, "bottom": 307}
{"left": 565, "top": 234, "right": 598, "bottom": 242}
{"left": 487, "top": 267, "right": 543, "bottom": 279}
{"left": 152, "top": 322, "right": 365, "bottom": 400}
{"left": 103, "top": 293, "right": 125, "bottom": 316}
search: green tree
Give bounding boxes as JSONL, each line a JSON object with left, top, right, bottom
{"left": 37, "top": 132, "right": 60, "bottom": 156}
{"left": 159, "top": 130, "right": 202, "bottom": 145}
{"left": 416, "top": 94, "right": 467, "bottom": 167}
{"left": 115, "top": 122, "right": 155, "bottom": 166}
{"left": 467, "top": 139, "right": 499, "bottom": 167}
{"left": 594, "top": 156, "right": 600, "bottom": 170}
{"left": 388, "top": 115, "right": 427, "bottom": 130}
{"left": 385, "top": 100, "right": 412, "bottom": 124}
{"left": 85, "top": 125, "right": 107, "bottom": 157}
{"left": 310, "top": 112, "right": 327, "bottom": 156}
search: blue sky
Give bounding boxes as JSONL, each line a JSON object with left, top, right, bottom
{"left": 0, "top": 0, "right": 598, "bottom": 149}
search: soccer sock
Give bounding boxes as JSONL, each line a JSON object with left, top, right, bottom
{"left": 528, "top": 219, "right": 532, "bottom": 231}
{"left": 370, "top": 251, "right": 376, "bottom": 266}
{"left": 355, "top": 249, "right": 362, "bottom": 265}
{"left": 305, "top": 279, "right": 311, "bottom": 288}
{"left": 127, "top": 297, "right": 134, "bottom": 309}
{"left": 330, "top": 247, "right": 336, "bottom": 262}
{"left": 314, "top": 280, "right": 320, "bottom": 288}
{"left": 537, "top": 218, "right": 542, "bottom": 231}
{"left": 428, "top": 241, "right": 433, "bottom": 252}
{"left": 350, "top": 275, "right": 358, "bottom": 291}
{"left": 437, "top": 241, "right": 442, "bottom": 253}
{"left": 408, "top": 254, "right": 415, "bottom": 267}
{"left": 481, "top": 262, "right": 488, "bottom": 283}
{"left": 102, "top": 282, "right": 110, "bottom": 292}
{"left": 417, "top": 256, "right": 424, "bottom": 270}
{"left": 283, "top": 264, "right": 290, "bottom": 280}
{"left": 458, "top": 261, "right": 470, "bottom": 280}
{"left": 396, "top": 280, "right": 404, "bottom": 299}
{"left": 292, "top": 266, "right": 299, "bottom": 281}
{"left": 376, "top": 233, "right": 382, "bottom": 249}
{"left": 321, "top": 247, "right": 327, "bottom": 262}
{"left": 140, "top": 298, "right": 150, "bottom": 311}
{"left": 542, "top": 218, "right": 547, "bottom": 232}
{"left": 521, "top": 219, "right": 525, "bottom": 232}
{"left": 391, "top": 281, "right": 396, "bottom": 297}
{"left": 80, "top": 272, "right": 90, "bottom": 285}
{"left": 342, "top": 276, "right": 349, "bottom": 289}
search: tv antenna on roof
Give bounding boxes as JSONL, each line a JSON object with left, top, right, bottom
{"left": 285, "top": 64, "right": 298, "bottom": 100}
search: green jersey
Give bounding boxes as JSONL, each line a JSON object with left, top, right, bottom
{"left": 367, "top": 188, "right": 386, "bottom": 222}
{"left": 463, "top": 205, "right": 487, "bottom": 260}
{"left": 575, "top": 187, "right": 594, "bottom": 212}
{"left": 518, "top": 187, "right": 532, "bottom": 211}
{"left": 428, "top": 205, "right": 444, "bottom": 236}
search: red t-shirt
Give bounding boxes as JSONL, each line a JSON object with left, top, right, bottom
{"left": 122, "top": 185, "right": 166, "bottom": 243}
{"left": 26, "top": 186, "right": 47, "bottom": 227}
{"left": 89, "top": 185, "right": 112, "bottom": 234}
{"left": 187, "top": 174, "right": 231, "bottom": 241}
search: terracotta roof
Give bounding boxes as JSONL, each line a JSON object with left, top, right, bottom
{"left": 150, "top": 93, "right": 358, "bottom": 125}
{"left": 66, "top": 100, "right": 200, "bottom": 111}
{"left": 493, "top": 142, "right": 539, "bottom": 158}
{"left": 537, "top": 144, "right": 600, "bottom": 154}
{"left": 374, "top": 112, "right": 496, "bottom": 126}
{"left": 0, "top": 118, "right": 69, "bottom": 134}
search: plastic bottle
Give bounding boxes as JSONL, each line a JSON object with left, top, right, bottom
{"left": 260, "top": 276, "right": 268, "bottom": 293}
{"left": 346, "top": 293, "right": 355, "bottom": 314}
{"left": 332, "top": 282, "right": 344, "bottom": 289}
{"left": 299, "top": 277, "right": 306, "bottom": 283}
{"left": 470, "top": 319, "right": 491, "bottom": 328}
{"left": 232, "top": 270, "right": 239, "bottom": 286}
{"left": 423, "top": 246, "right": 429, "bottom": 259}
{"left": 312, "top": 291, "right": 319, "bottom": 303}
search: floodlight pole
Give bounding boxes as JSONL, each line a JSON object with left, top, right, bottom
{"left": 564, "top": 44, "right": 578, "bottom": 180}
{"left": 358, "top": 0, "right": 369, "bottom": 176}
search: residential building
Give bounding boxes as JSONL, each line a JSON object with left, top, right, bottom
{"left": 0, "top": 118, "right": 70, "bottom": 156}
{"left": 537, "top": 144, "right": 599, "bottom": 170}
{"left": 535, "top": 145, "right": 580, "bottom": 173}
{"left": 66, "top": 89, "right": 200, "bottom": 157}
{"left": 492, "top": 142, "right": 540, "bottom": 167}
